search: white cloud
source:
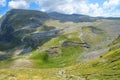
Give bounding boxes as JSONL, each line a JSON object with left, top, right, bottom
{"left": 7, "top": 0, "right": 120, "bottom": 17}
{"left": 110, "top": 11, "right": 120, "bottom": 17}
{"left": 8, "top": 0, "right": 29, "bottom": 9}
{"left": 0, "top": 0, "right": 6, "bottom": 7}
{"left": 89, "top": 3, "right": 104, "bottom": 16}
{"left": 32, "top": 0, "right": 104, "bottom": 16}
{"left": 35, "top": 0, "right": 74, "bottom": 13}
{"left": 74, "top": 1, "right": 90, "bottom": 14}
{"left": 35, "top": 0, "right": 91, "bottom": 15}
{"left": 103, "top": 0, "right": 120, "bottom": 10}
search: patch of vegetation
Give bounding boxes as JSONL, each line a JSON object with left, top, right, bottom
{"left": 30, "top": 32, "right": 84, "bottom": 68}
{"left": 30, "top": 45, "right": 83, "bottom": 68}
{"left": 87, "top": 26, "right": 104, "bottom": 34}
{"left": 82, "top": 26, "right": 107, "bottom": 46}
{"left": 109, "top": 35, "right": 120, "bottom": 51}
{"left": 30, "top": 51, "right": 48, "bottom": 62}
{"left": 0, "top": 53, "right": 14, "bottom": 69}
{"left": 0, "top": 48, "right": 119, "bottom": 80}
{"left": 0, "top": 60, "right": 13, "bottom": 69}
{"left": 65, "top": 48, "right": 120, "bottom": 80}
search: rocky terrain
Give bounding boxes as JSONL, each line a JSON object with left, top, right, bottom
{"left": 0, "top": 9, "right": 120, "bottom": 80}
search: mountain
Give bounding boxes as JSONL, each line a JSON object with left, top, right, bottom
{"left": 0, "top": 9, "right": 120, "bottom": 80}
{"left": 48, "top": 12, "right": 97, "bottom": 22}
{"left": 0, "top": 9, "right": 55, "bottom": 51}
{"left": 0, "top": 9, "right": 100, "bottom": 51}
{"left": 48, "top": 12, "right": 120, "bottom": 22}
{"left": 97, "top": 17, "right": 120, "bottom": 20}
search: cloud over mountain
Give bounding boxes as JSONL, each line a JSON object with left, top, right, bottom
{"left": 0, "top": 0, "right": 6, "bottom": 7}
{"left": 7, "top": 0, "right": 120, "bottom": 17}
{"left": 8, "top": 0, "right": 29, "bottom": 9}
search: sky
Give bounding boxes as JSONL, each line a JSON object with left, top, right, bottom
{"left": 0, "top": 0, "right": 120, "bottom": 17}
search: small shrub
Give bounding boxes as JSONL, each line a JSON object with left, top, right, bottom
{"left": 41, "top": 52, "right": 49, "bottom": 62}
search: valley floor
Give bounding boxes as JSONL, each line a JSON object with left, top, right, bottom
{"left": 0, "top": 47, "right": 120, "bottom": 80}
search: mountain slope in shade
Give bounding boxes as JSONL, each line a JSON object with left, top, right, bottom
{"left": 48, "top": 12, "right": 97, "bottom": 22}
{"left": 0, "top": 9, "right": 55, "bottom": 51}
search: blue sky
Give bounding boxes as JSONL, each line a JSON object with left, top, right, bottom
{"left": 0, "top": 0, "right": 120, "bottom": 17}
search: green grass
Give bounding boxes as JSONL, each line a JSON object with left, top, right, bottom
{"left": 0, "top": 60, "right": 13, "bottom": 69}
{"left": 30, "top": 31, "right": 84, "bottom": 68}
{"left": 0, "top": 48, "right": 119, "bottom": 80}
{"left": 64, "top": 48, "right": 120, "bottom": 80}
{"left": 109, "top": 35, "right": 120, "bottom": 51}
{"left": 0, "top": 20, "right": 120, "bottom": 79}
{"left": 30, "top": 45, "right": 83, "bottom": 68}
{"left": 81, "top": 26, "right": 108, "bottom": 50}
{"left": 103, "top": 48, "right": 120, "bottom": 58}
{"left": 0, "top": 68, "right": 61, "bottom": 80}
{"left": 0, "top": 39, "right": 119, "bottom": 80}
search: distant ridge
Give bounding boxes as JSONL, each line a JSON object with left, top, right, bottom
{"left": 47, "top": 12, "right": 97, "bottom": 22}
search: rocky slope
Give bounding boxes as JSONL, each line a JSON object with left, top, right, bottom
{"left": 0, "top": 9, "right": 101, "bottom": 52}
{"left": 0, "top": 9, "right": 55, "bottom": 52}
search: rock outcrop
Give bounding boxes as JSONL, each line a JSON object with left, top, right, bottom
{"left": 62, "top": 41, "right": 90, "bottom": 48}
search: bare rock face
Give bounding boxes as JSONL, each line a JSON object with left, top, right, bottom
{"left": 23, "top": 30, "right": 60, "bottom": 48}
{"left": 61, "top": 40, "right": 90, "bottom": 48}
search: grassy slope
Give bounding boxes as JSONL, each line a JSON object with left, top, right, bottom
{"left": 65, "top": 48, "right": 120, "bottom": 80}
{"left": 65, "top": 35, "right": 120, "bottom": 80}
{"left": 0, "top": 20, "right": 120, "bottom": 80}
{"left": 30, "top": 32, "right": 84, "bottom": 68}
{"left": 82, "top": 26, "right": 106, "bottom": 45}
{"left": 0, "top": 47, "right": 119, "bottom": 80}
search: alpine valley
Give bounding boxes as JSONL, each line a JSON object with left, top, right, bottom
{"left": 0, "top": 9, "right": 120, "bottom": 80}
